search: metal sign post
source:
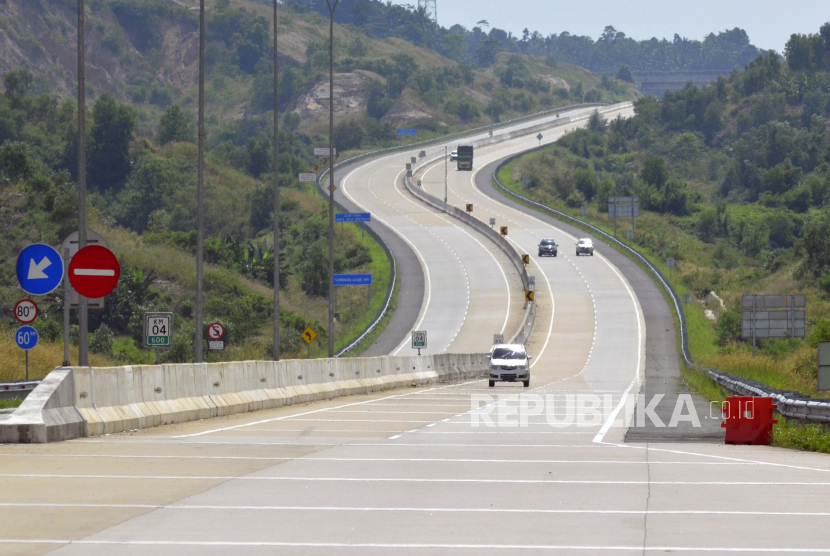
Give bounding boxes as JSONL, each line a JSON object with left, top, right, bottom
{"left": 411, "top": 330, "right": 427, "bottom": 355}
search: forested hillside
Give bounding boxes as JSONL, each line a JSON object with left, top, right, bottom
{"left": 285, "top": 0, "right": 762, "bottom": 73}
{"left": 500, "top": 22, "right": 830, "bottom": 400}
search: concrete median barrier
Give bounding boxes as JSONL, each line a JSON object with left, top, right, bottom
{"left": 0, "top": 354, "right": 486, "bottom": 443}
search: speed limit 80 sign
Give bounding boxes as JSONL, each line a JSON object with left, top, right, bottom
{"left": 14, "top": 299, "right": 38, "bottom": 324}
{"left": 144, "top": 312, "right": 174, "bottom": 348}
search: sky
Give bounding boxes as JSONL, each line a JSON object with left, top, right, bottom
{"left": 395, "top": 0, "right": 829, "bottom": 52}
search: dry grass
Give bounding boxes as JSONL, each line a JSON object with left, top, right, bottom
{"left": 707, "top": 345, "right": 819, "bottom": 398}
{"left": 0, "top": 330, "right": 119, "bottom": 382}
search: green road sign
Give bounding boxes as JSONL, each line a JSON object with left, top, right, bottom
{"left": 411, "top": 330, "right": 427, "bottom": 349}
{"left": 145, "top": 312, "right": 174, "bottom": 349}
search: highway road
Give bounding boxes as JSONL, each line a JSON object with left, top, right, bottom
{"left": 3, "top": 104, "right": 830, "bottom": 554}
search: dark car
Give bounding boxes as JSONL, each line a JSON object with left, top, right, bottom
{"left": 538, "top": 238, "right": 558, "bottom": 257}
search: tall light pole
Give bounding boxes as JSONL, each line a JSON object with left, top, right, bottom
{"left": 77, "top": 0, "right": 89, "bottom": 367}
{"left": 325, "top": 0, "right": 339, "bottom": 358}
{"left": 195, "top": 0, "right": 206, "bottom": 363}
{"left": 444, "top": 146, "right": 448, "bottom": 205}
{"left": 272, "top": 0, "right": 280, "bottom": 360}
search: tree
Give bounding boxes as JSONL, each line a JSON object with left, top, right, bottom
{"left": 616, "top": 64, "right": 634, "bottom": 83}
{"left": 283, "top": 112, "right": 300, "bottom": 131}
{"left": 156, "top": 105, "right": 191, "bottom": 145}
{"left": 0, "top": 141, "right": 34, "bottom": 183}
{"left": 3, "top": 69, "right": 33, "bottom": 107}
{"left": 668, "top": 133, "right": 703, "bottom": 171}
{"left": 587, "top": 110, "right": 607, "bottom": 132}
{"left": 88, "top": 93, "right": 136, "bottom": 192}
{"left": 333, "top": 119, "right": 365, "bottom": 151}
{"left": 299, "top": 240, "right": 329, "bottom": 297}
{"left": 640, "top": 156, "right": 668, "bottom": 188}
{"left": 803, "top": 209, "right": 830, "bottom": 276}
{"left": 762, "top": 159, "right": 802, "bottom": 196}
{"left": 573, "top": 168, "right": 598, "bottom": 201}
{"left": 475, "top": 37, "right": 502, "bottom": 66}
{"left": 247, "top": 138, "right": 270, "bottom": 178}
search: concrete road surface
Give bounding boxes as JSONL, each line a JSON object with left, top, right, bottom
{"left": 3, "top": 105, "right": 830, "bottom": 555}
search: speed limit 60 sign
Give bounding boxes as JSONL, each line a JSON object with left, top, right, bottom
{"left": 144, "top": 312, "right": 174, "bottom": 348}
{"left": 14, "top": 299, "right": 38, "bottom": 324}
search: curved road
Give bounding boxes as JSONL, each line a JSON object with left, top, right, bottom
{"left": 4, "top": 104, "right": 830, "bottom": 555}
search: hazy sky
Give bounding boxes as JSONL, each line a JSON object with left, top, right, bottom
{"left": 396, "top": 0, "right": 829, "bottom": 52}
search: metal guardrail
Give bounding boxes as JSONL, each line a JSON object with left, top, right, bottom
{"left": 325, "top": 102, "right": 610, "bottom": 357}
{"left": 492, "top": 140, "right": 830, "bottom": 424}
{"left": 0, "top": 380, "right": 40, "bottom": 400}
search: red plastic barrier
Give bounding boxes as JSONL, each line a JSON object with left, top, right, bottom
{"left": 721, "top": 396, "right": 778, "bottom": 445}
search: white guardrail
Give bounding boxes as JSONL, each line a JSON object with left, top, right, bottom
{"left": 492, "top": 147, "right": 830, "bottom": 423}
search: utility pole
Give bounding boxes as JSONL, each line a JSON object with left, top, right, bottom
{"left": 272, "top": 0, "right": 280, "bottom": 361}
{"left": 444, "top": 146, "right": 448, "bottom": 205}
{"left": 195, "top": 0, "right": 206, "bottom": 363}
{"left": 326, "top": 0, "right": 340, "bottom": 358}
{"left": 77, "top": 0, "right": 88, "bottom": 367}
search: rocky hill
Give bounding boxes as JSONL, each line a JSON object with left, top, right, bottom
{"left": 0, "top": 0, "right": 637, "bottom": 134}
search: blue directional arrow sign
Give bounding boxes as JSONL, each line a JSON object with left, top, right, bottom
{"left": 396, "top": 129, "right": 417, "bottom": 136}
{"left": 335, "top": 213, "right": 371, "bottom": 223}
{"left": 16, "top": 243, "right": 64, "bottom": 295}
{"left": 333, "top": 274, "right": 373, "bottom": 286}
{"left": 15, "top": 326, "right": 39, "bottom": 351}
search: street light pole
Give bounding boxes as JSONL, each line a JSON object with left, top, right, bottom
{"left": 272, "top": 0, "right": 280, "bottom": 361}
{"left": 195, "top": 0, "right": 206, "bottom": 363}
{"left": 444, "top": 146, "right": 448, "bottom": 205}
{"left": 77, "top": 0, "right": 89, "bottom": 367}
{"left": 325, "top": 0, "right": 339, "bottom": 358}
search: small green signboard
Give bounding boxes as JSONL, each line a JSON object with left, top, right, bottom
{"left": 145, "top": 312, "right": 173, "bottom": 348}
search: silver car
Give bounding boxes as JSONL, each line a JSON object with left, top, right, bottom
{"left": 486, "top": 344, "right": 532, "bottom": 387}
{"left": 576, "top": 238, "right": 594, "bottom": 256}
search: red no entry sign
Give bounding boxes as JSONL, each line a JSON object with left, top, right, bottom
{"left": 207, "top": 323, "right": 225, "bottom": 340}
{"left": 69, "top": 245, "right": 121, "bottom": 298}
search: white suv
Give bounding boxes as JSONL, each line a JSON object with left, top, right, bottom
{"left": 486, "top": 344, "right": 532, "bottom": 387}
{"left": 576, "top": 238, "right": 594, "bottom": 256}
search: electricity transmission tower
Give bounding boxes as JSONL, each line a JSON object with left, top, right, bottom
{"left": 417, "top": 0, "right": 437, "bottom": 23}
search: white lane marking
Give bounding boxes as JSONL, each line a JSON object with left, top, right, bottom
{"left": 388, "top": 435, "right": 402, "bottom": 440}
{"left": 174, "top": 380, "right": 482, "bottom": 438}
{"left": 592, "top": 381, "right": 638, "bottom": 444}
{"left": 275, "top": 419, "right": 440, "bottom": 423}
{"left": 315, "top": 410, "right": 461, "bottom": 414}
{"left": 5, "top": 503, "right": 830, "bottom": 517}
{"left": 340, "top": 165, "right": 433, "bottom": 355}
{"left": 4, "top": 474, "right": 827, "bottom": 485}
{"left": 607, "top": 442, "right": 830, "bottom": 475}
{"left": 5, "top": 540, "right": 830, "bottom": 552}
